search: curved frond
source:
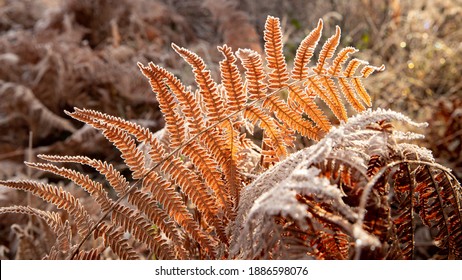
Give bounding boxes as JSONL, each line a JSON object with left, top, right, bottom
{"left": 0, "top": 180, "right": 93, "bottom": 237}
{"left": 172, "top": 43, "right": 227, "bottom": 123}
{"left": 264, "top": 16, "right": 290, "bottom": 90}
{"left": 292, "top": 19, "right": 323, "bottom": 80}
{"left": 314, "top": 26, "right": 341, "bottom": 75}
{"left": 218, "top": 44, "right": 246, "bottom": 114}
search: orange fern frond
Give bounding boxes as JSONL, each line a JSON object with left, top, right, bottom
{"left": 182, "top": 142, "right": 232, "bottom": 213}
{"left": 94, "top": 223, "right": 139, "bottom": 260}
{"left": 110, "top": 204, "right": 176, "bottom": 259}
{"left": 138, "top": 63, "right": 186, "bottom": 149}
{"left": 0, "top": 180, "right": 93, "bottom": 237}
{"left": 343, "top": 58, "right": 368, "bottom": 77}
{"left": 218, "top": 44, "right": 246, "bottom": 114}
{"left": 288, "top": 84, "right": 332, "bottom": 132}
{"left": 244, "top": 105, "right": 287, "bottom": 160}
{"left": 264, "top": 16, "right": 290, "bottom": 90}
{"left": 0, "top": 206, "right": 71, "bottom": 253}
{"left": 317, "top": 76, "right": 348, "bottom": 121}
{"left": 361, "top": 64, "right": 385, "bottom": 78}
{"left": 263, "top": 95, "right": 321, "bottom": 140}
{"left": 350, "top": 78, "right": 372, "bottom": 107}
{"left": 328, "top": 47, "right": 358, "bottom": 76}
{"left": 25, "top": 162, "right": 114, "bottom": 211}
{"left": 160, "top": 157, "right": 227, "bottom": 245}
{"left": 172, "top": 43, "right": 227, "bottom": 124}
{"left": 236, "top": 48, "right": 268, "bottom": 100}
{"left": 314, "top": 26, "right": 341, "bottom": 75}
{"left": 338, "top": 78, "right": 366, "bottom": 112}
{"left": 291, "top": 19, "right": 323, "bottom": 80}
{"left": 151, "top": 64, "right": 205, "bottom": 136}
{"left": 142, "top": 171, "right": 217, "bottom": 258}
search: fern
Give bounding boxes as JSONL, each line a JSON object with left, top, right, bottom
{"left": 1, "top": 16, "right": 460, "bottom": 260}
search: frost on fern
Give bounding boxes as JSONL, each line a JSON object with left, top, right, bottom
{"left": 231, "top": 109, "right": 462, "bottom": 259}
{"left": 1, "top": 16, "right": 459, "bottom": 260}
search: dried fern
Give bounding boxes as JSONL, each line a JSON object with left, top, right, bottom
{"left": 1, "top": 15, "right": 459, "bottom": 260}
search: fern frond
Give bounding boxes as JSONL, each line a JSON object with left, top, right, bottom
{"left": 218, "top": 44, "right": 246, "bottom": 114}
{"left": 0, "top": 206, "right": 71, "bottom": 253}
{"left": 25, "top": 162, "right": 114, "bottom": 211}
{"left": 138, "top": 63, "right": 186, "bottom": 149}
{"left": 317, "top": 76, "right": 348, "bottom": 121}
{"left": 263, "top": 95, "right": 321, "bottom": 140}
{"left": 142, "top": 170, "right": 218, "bottom": 258}
{"left": 72, "top": 247, "right": 103, "bottom": 260}
{"left": 288, "top": 84, "right": 332, "bottom": 132}
{"left": 94, "top": 222, "right": 139, "bottom": 260}
{"left": 150, "top": 64, "right": 205, "bottom": 136}
{"left": 338, "top": 78, "right": 366, "bottom": 112}
{"left": 350, "top": 78, "right": 372, "bottom": 107}
{"left": 236, "top": 48, "right": 268, "bottom": 100}
{"left": 314, "top": 26, "right": 341, "bottom": 75}
{"left": 0, "top": 180, "right": 93, "bottom": 237}
{"left": 172, "top": 43, "right": 227, "bottom": 123}
{"left": 264, "top": 16, "right": 290, "bottom": 90}
{"left": 328, "top": 47, "right": 358, "bottom": 76}
{"left": 291, "top": 19, "right": 323, "bottom": 80}
{"left": 415, "top": 166, "right": 462, "bottom": 258}
{"left": 392, "top": 163, "right": 416, "bottom": 259}
{"left": 182, "top": 142, "right": 232, "bottom": 213}
{"left": 37, "top": 154, "right": 189, "bottom": 258}
{"left": 361, "top": 64, "right": 385, "bottom": 78}
{"left": 244, "top": 105, "right": 287, "bottom": 160}
{"left": 160, "top": 157, "right": 227, "bottom": 245}
{"left": 110, "top": 204, "right": 176, "bottom": 259}
{"left": 101, "top": 126, "right": 148, "bottom": 180}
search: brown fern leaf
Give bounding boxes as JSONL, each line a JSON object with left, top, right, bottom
{"left": 172, "top": 43, "right": 227, "bottom": 123}
{"left": 392, "top": 163, "right": 416, "bottom": 259}
{"left": 328, "top": 47, "right": 358, "bottom": 76}
{"left": 160, "top": 157, "right": 227, "bottom": 245}
{"left": 244, "top": 105, "right": 287, "bottom": 160}
{"left": 338, "top": 78, "right": 366, "bottom": 112}
{"left": 361, "top": 64, "right": 386, "bottom": 78}
{"left": 0, "top": 206, "right": 71, "bottom": 253}
{"left": 415, "top": 166, "right": 462, "bottom": 258}
{"left": 25, "top": 162, "right": 114, "bottom": 212}
{"left": 263, "top": 95, "right": 321, "bottom": 140}
{"left": 236, "top": 48, "right": 268, "bottom": 100}
{"left": 66, "top": 108, "right": 164, "bottom": 162}
{"left": 37, "top": 154, "right": 189, "bottom": 259}
{"left": 288, "top": 84, "right": 331, "bottom": 132}
{"left": 111, "top": 204, "right": 176, "bottom": 259}
{"left": 149, "top": 64, "right": 205, "bottom": 136}
{"left": 291, "top": 19, "right": 323, "bottom": 81}
{"left": 142, "top": 170, "right": 218, "bottom": 258}
{"left": 305, "top": 77, "right": 342, "bottom": 121}
{"left": 314, "top": 26, "right": 341, "bottom": 75}
{"left": 0, "top": 180, "right": 93, "bottom": 237}
{"left": 264, "top": 16, "right": 290, "bottom": 90}
{"left": 343, "top": 59, "right": 368, "bottom": 77}
{"left": 138, "top": 63, "right": 186, "bottom": 149}
{"left": 101, "top": 126, "right": 148, "bottom": 180}
{"left": 94, "top": 223, "right": 139, "bottom": 260}
{"left": 218, "top": 44, "right": 246, "bottom": 114}
{"left": 311, "top": 230, "right": 349, "bottom": 260}
{"left": 317, "top": 76, "right": 348, "bottom": 121}
{"left": 72, "top": 247, "right": 103, "bottom": 260}
{"left": 68, "top": 108, "right": 228, "bottom": 238}
{"left": 151, "top": 65, "right": 241, "bottom": 210}
{"left": 182, "top": 142, "right": 232, "bottom": 214}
